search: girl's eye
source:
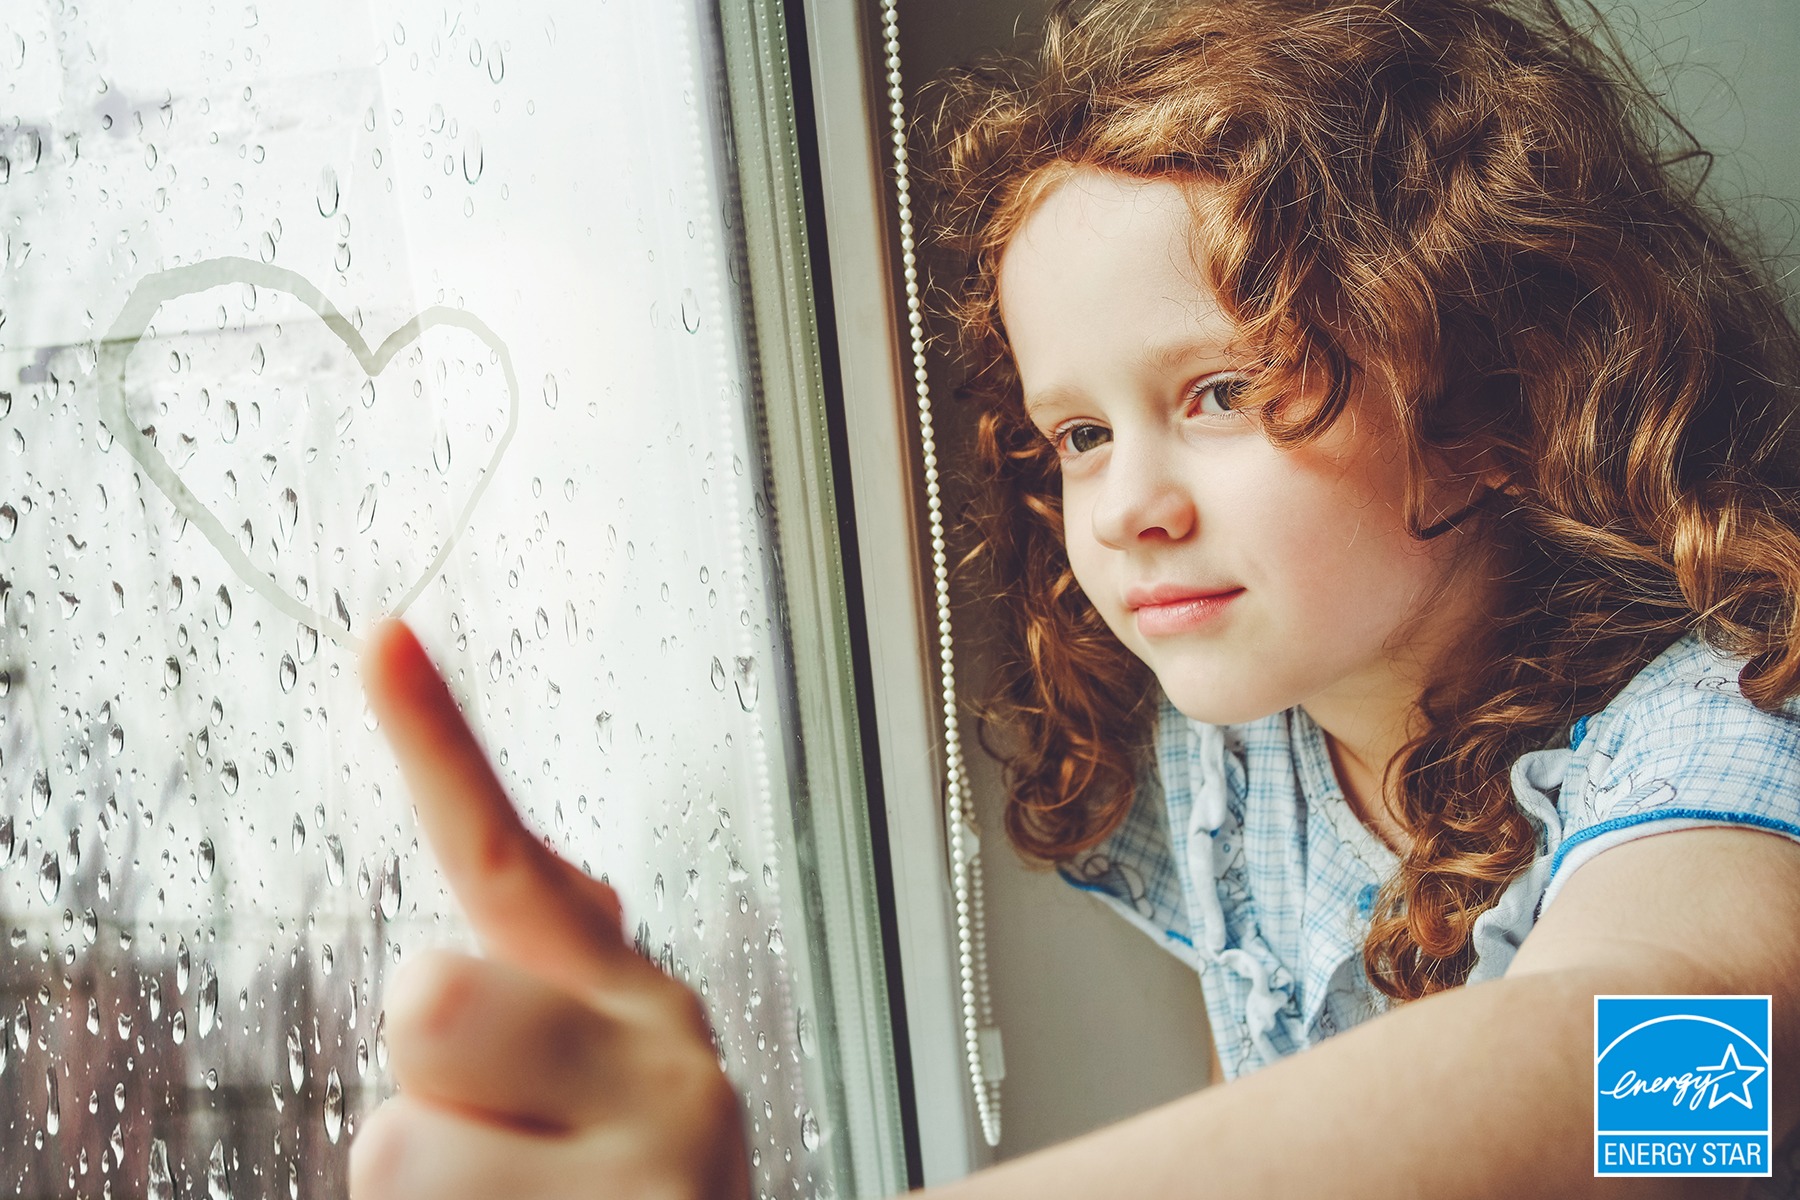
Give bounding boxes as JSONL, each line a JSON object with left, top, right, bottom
{"left": 1187, "top": 374, "right": 1252, "bottom": 416}
{"left": 1051, "top": 422, "right": 1111, "bottom": 458}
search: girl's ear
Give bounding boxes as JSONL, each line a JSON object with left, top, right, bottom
{"left": 1479, "top": 465, "right": 1521, "bottom": 499}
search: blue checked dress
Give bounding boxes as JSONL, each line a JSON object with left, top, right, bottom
{"left": 1059, "top": 629, "right": 1800, "bottom": 1194}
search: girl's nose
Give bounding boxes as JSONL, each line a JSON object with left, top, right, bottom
{"left": 1088, "top": 439, "right": 1196, "bottom": 548}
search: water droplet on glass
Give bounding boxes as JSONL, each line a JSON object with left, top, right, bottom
{"left": 238, "top": 519, "right": 255, "bottom": 554}
{"left": 165, "top": 657, "right": 182, "bottom": 688}
{"left": 31, "top": 770, "right": 50, "bottom": 816}
{"left": 800, "top": 1109, "right": 821, "bottom": 1151}
{"left": 0, "top": 504, "right": 15, "bottom": 540}
{"left": 432, "top": 428, "right": 451, "bottom": 474}
{"left": 680, "top": 288, "right": 700, "bottom": 333}
{"left": 509, "top": 627, "right": 522, "bottom": 658}
{"left": 298, "top": 625, "right": 319, "bottom": 663}
{"left": 595, "top": 711, "right": 614, "bottom": 752}
{"left": 766, "top": 925, "right": 785, "bottom": 956}
{"left": 796, "top": 1007, "right": 817, "bottom": 1058}
{"left": 44, "top": 1069, "right": 60, "bottom": 1134}
{"left": 196, "top": 964, "right": 218, "bottom": 1037}
{"left": 733, "top": 655, "right": 759, "bottom": 711}
{"left": 360, "top": 377, "right": 376, "bottom": 409}
{"left": 541, "top": 373, "right": 557, "bottom": 409}
{"left": 177, "top": 939, "right": 192, "bottom": 993}
{"left": 356, "top": 484, "right": 377, "bottom": 532}
{"left": 279, "top": 654, "right": 297, "bottom": 693}
{"left": 335, "top": 241, "right": 353, "bottom": 272}
{"left": 375, "top": 1009, "right": 390, "bottom": 1070}
{"left": 485, "top": 41, "right": 504, "bottom": 82}
{"left": 378, "top": 854, "right": 402, "bottom": 920}
{"left": 326, "top": 835, "right": 346, "bottom": 886}
{"left": 221, "top": 762, "right": 239, "bottom": 795}
{"left": 488, "top": 650, "right": 502, "bottom": 681}
{"left": 108, "top": 725, "right": 124, "bottom": 755}
{"left": 172, "top": 1009, "right": 187, "bottom": 1044}
{"left": 709, "top": 656, "right": 726, "bottom": 691}
{"left": 287, "top": 1025, "right": 304, "bottom": 1089}
{"left": 37, "top": 854, "right": 59, "bottom": 903}
{"left": 148, "top": 1137, "right": 174, "bottom": 1200}
{"left": 461, "top": 131, "right": 483, "bottom": 183}
{"left": 317, "top": 167, "right": 340, "bottom": 217}
{"left": 291, "top": 814, "right": 306, "bottom": 852}
{"left": 0, "top": 817, "right": 11, "bottom": 865}
{"left": 197, "top": 838, "right": 215, "bottom": 880}
{"left": 277, "top": 488, "right": 298, "bottom": 543}
{"left": 207, "top": 1139, "right": 232, "bottom": 1200}
{"left": 214, "top": 585, "right": 233, "bottom": 626}
{"left": 58, "top": 592, "right": 79, "bottom": 618}
{"left": 324, "top": 1069, "right": 344, "bottom": 1142}
{"left": 333, "top": 591, "right": 352, "bottom": 632}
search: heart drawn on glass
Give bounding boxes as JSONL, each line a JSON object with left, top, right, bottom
{"left": 97, "top": 257, "right": 519, "bottom": 651}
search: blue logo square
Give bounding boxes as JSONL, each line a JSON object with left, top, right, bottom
{"left": 1595, "top": 995, "right": 1772, "bottom": 1178}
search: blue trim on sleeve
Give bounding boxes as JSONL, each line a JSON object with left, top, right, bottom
{"left": 1548, "top": 808, "right": 1800, "bottom": 880}
{"left": 1056, "top": 871, "right": 1195, "bottom": 948}
{"left": 1570, "top": 714, "right": 1591, "bottom": 749}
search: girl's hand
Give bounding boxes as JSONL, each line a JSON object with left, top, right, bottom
{"left": 349, "top": 619, "right": 753, "bottom": 1200}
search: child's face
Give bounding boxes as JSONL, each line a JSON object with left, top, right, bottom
{"left": 996, "top": 167, "right": 1494, "bottom": 726}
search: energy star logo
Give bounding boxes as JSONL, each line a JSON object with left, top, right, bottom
{"left": 1595, "top": 996, "right": 1772, "bottom": 1179}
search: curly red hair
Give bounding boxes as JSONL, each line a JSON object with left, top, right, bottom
{"left": 923, "top": 0, "right": 1800, "bottom": 1002}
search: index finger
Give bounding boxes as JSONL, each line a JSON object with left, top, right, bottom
{"left": 360, "top": 618, "right": 629, "bottom": 995}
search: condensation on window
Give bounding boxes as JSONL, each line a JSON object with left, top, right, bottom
{"left": 1, "top": 2, "right": 836, "bottom": 1196}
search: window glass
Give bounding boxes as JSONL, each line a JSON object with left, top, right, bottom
{"left": 0, "top": 2, "right": 894, "bottom": 1195}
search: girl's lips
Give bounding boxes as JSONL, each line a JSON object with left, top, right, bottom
{"left": 1133, "top": 588, "right": 1243, "bottom": 636}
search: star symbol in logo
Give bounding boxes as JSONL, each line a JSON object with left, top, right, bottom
{"left": 1697, "top": 1043, "right": 1765, "bottom": 1110}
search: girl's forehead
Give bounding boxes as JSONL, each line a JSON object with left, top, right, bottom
{"left": 1000, "top": 166, "right": 1252, "bottom": 408}
{"left": 997, "top": 168, "right": 1229, "bottom": 351}
{"left": 1007, "top": 167, "right": 1199, "bottom": 253}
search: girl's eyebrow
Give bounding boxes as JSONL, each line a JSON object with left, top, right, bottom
{"left": 1144, "top": 334, "right": 1240, "bottom": 372}
{"left": 1021, "top": 335, "right": 1241, "bottom": 422}
{"left": 1021, "top": 383, "right": 1081, "bottom": 425}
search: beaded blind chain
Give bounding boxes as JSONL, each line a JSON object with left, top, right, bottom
{"left": 878, "top": 0, "right": 1004, "bottom": 1148}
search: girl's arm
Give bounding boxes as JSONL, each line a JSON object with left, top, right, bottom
{"left": 933, "top": 825, "right": 1800, "bottom": 1200}
{"left": 352, "top": 623, "right": 1794, "bottom": 1200}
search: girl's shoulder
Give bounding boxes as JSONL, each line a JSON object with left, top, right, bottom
{"left": 1569, "top": 628, "right": 1800, "bottom": 786}
{"left": 1570, "top": 628, "right": 1796, "bottom": 754}
{"left": 1542, "top": 628, "right": 1800, "bottom": 912}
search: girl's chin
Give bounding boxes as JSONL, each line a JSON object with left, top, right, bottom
{"left": 1155, "top": 676, "right": 1291, "bottom": 727}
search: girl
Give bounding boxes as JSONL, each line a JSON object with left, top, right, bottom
{"left": 349, "top": 0, "right": 1800, "bottom": 1196}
